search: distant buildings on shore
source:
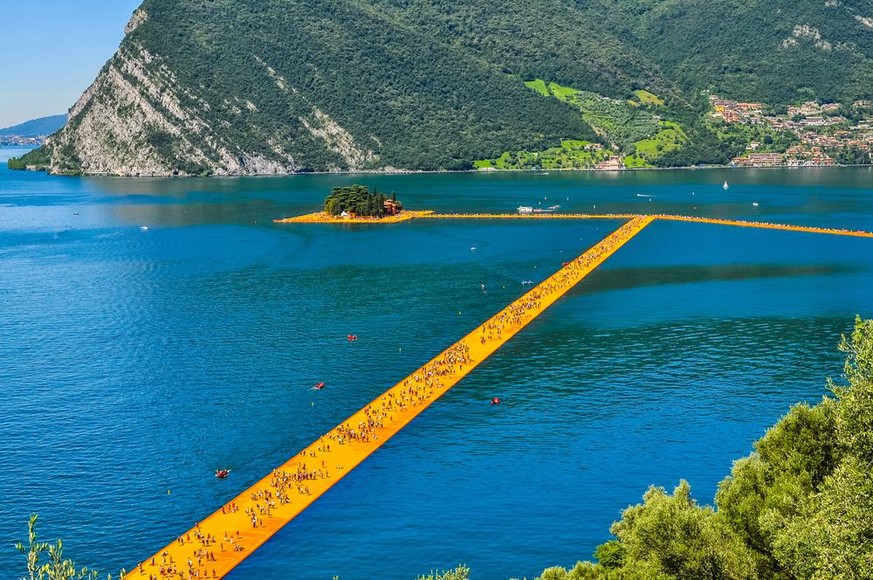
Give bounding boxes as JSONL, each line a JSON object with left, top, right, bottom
{"left": 595, "top": 156, "right": 624, "bottom": 171}
{"left": 710, "top": 95, "right": 872, "bottom": 168}
{"left": 0, "top": 135, "right": 46, "bottom": 146}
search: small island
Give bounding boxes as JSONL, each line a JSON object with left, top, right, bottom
{"left": 324, "top": 184, "right": 401, "bottom": 218}
{"left": 274, "top": 185, "right": 432, "bottom": 223}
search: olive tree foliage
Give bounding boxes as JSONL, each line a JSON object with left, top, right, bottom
{"left": 716, "top": 400, "right": 838, "bottom": 578}
{"left": 726, "top": 317, "right": 873, "bottom": 579}
{"left": 781, "top": 316, "right": 873, "bottom": 579}
{"left": 15, "top": 514, "right": 122, "bottom": 580}
{"left": 608, "top": 481, "right": 758, "bottom": 579}
{"left": 537, "top": 481, "right": 757, "bottom": 580}
{"left": 538, "top": 317, "right": 873, "bottom": 580}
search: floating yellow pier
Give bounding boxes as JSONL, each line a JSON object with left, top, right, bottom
{"left": 421, "top": 212, "right": 873, "bottom": 237}
{"left": 128, "top": 217, "right": 653, "bottom": 579}
{"left": 273, "top": 210, "right": 434, "bottom": 224}
{"left": 132, "top": 209, "right": 871, "bottom": 578}
{"left": 420, "top": 213, "right": 641, "bottom": 220}
{"left": 655, "top": 214, "right": 873, "bottom": 238}
{"left": 275, "top": 211, "right": 873, "bottom": 238}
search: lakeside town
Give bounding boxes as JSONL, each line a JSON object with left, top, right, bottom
{"left": 0, "top": 135, "right": 47, "bottom": 147}
{"left": 711, "top": 95, "right": 873, "bottom": 167}
{"left": 469, "top": 88, "right": 873, "bottom": 173}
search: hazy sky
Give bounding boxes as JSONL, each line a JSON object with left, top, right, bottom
{"left": 0, "top": 0, "right": 141, "bottom": 128}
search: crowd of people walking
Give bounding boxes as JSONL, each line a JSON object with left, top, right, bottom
{"left": 133, "top": 217, "right": 652, "bottom": 580}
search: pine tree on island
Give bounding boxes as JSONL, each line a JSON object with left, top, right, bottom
{"left": 323, "top": 185, "right": 402, "bottom": 218}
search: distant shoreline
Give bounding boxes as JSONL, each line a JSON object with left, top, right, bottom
{"left": 26, "top": 164, "right": 872, "bottom": 179}
{"left": 3, "top": 145, "right": 869, "bottom": 178}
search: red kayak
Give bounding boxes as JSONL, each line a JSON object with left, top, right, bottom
{"left": 347, "top": 334, "right": 358, "bottom": 341}
{"left": 313, "top": 381, "right": 325, "bottom": 390}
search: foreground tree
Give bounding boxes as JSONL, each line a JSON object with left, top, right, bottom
{"left": 539, "top": 317, "right": 873, "bottom": 580}
{"left": 15, "top": 514, "right": 122, "bottom": 580}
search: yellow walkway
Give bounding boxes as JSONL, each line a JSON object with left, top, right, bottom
{"left": 273, "top": 210, "right": 434, "bottom": 223}
{"left": 127, "top": 216, "right": 653, "bottom": 579}
{"left": 655, "top": 214, "right": 873, "bottom": 238}
{"left": 275, "top": 211, "right": 873, "bottom": 238}
{"left": 421, "top": 213, "right": 640, "bottom": 220}
{"left": 421, "top": 212, "right": 873, "bottom": 237}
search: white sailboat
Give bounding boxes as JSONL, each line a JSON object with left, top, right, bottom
{"left": 723, "top": 180, "right": 729, "bottom": 190}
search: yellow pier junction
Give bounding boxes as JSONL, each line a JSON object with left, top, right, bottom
{"left": 273, "top": 211, "right": 873, "bottom": 238}
{"left": 128, "top": 217, "right": 653, "bottom": 579}
{"left": 132, "top": 208, "right": 873, "bottom": 579}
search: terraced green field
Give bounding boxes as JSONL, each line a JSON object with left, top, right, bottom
{"left": 475, "top": 81, "right": 686, "bottom": 170}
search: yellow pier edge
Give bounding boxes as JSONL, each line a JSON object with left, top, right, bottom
{"left": 275, "top": 211, "right": 873, "bottom": 238}
{"left": 127, "top": 216, "right": 653, "bottom": 579}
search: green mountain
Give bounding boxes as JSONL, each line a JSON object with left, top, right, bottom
{"left": 0, "top": 115, "right": 66, "bottom": 138}
{"left": 23, "top": 0, "right": 873, "bottom": 175}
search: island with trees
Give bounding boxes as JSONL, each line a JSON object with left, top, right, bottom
{"left": 275, "top": 185, "right": 430, "bottom": 223}
{"left": 323, "top": 184, "right": 401, "bottom": 218}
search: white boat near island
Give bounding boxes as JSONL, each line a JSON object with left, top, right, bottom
{"left": 723, "top": 180, "right": 730, "bottom": 190}
{"left": 517, "top": 205, "right": 558, "bottom": 214}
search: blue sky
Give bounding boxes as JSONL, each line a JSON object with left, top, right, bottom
{"left": 0, "top": 0, "right": 141, "bottom": 128}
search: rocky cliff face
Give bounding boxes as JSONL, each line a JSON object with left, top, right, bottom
{"left": 49, "top": 10, "right": 309, "bottom": 176}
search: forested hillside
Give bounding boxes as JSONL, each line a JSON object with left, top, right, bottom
{"left": 18, "top": 0, "right": 873, "bottom": 175}
{"left": 621, "top": 0, "right": 873, "bottom": 104}
{"left": 367, "top": 0, "right": 873, "bottom": 104}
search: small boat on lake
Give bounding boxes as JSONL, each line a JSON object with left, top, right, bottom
{"left": 723, "top": 180, "right": 729, "bottom": 190}
{"left": 215, "top": 468, "right": 230, "bottom": 479}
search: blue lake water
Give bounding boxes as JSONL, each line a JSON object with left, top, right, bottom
{"left": 1, "top": 145, "right": 872, "bottom": 579}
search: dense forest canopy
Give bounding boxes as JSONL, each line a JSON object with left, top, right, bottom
{"left": 364, "top": 0, "right": 873, "bottom": 104}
